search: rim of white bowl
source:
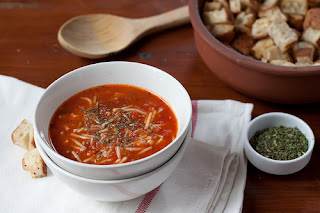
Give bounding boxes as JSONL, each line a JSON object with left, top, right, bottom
{"left": 35, "top": 123, "right": 191, "bottom": 183}
{"left": 246, "top": 112, "right": 315, "bottom": 164}
{"left": 34, "top": 61, "right": 192, "bottom": 169}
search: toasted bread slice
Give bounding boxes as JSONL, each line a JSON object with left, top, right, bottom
{"left": 280, "top": 0, "right": 308, "bottom": 16}
{"left": 22, "top": 148, "right": 47, "bottom": 178}
{"left": 267, "top": 18, "right": 298, "bottom": 52}
{"left": 12, "top": 119, "right": 36, "bottom": 150}
{"left": 303, "top": 8, "right": 320, "bottom": 30}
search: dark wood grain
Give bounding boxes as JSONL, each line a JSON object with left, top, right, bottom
{"left": 1, "top": 0, "right": 320, "bottom": 212}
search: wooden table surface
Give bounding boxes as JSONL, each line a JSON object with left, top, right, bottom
{"left": 1, "top": 0, "right": 320, "bottom": 212}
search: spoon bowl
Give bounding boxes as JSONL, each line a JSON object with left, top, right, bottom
{"left": 58, "top": 6, "right": 189, "bottom": 59}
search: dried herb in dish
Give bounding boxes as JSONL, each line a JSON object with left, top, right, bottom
{"left": 249, "top": 125, "right": 308, "bottom": 161}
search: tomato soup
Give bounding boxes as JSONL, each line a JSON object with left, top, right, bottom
{"left": 49, "top": 85, "right": 178, "bottom": 165}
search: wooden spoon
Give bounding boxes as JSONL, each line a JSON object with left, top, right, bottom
{"left": 58, "top": 5, "right": 189, "bottom": 59}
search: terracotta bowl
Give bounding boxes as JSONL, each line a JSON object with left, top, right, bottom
{"left": 188, "top": 0, "right": 320, "bottom": 104}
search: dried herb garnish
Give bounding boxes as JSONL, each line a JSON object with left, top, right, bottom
{"left": 249, "top": 125, "right": 308, "bottom": 160}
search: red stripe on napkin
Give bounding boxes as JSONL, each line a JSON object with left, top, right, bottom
{"left": 135, "top": 184, "right": 163, "bottom": 213}
{"left": 191, "top": 100, "right": 198, "bottom": 138}
{"left": 135, "top": 100, "right": 198, "bottom": 213}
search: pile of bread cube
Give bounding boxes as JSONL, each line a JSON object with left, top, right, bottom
{"left": 202, "top": 0, "right": 320, "bottom": 66}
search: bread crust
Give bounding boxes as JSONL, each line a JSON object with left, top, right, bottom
{"left": 232, "top": 33, "right": 254, "bottom": 55}
{"left": 288, "top": 14, "right": 304, "bottom": 31}
{"left": 303, "top": 8, "right": 320, "bottom": 30}
{"left": 293, "top": 41, "right": 316, "bottom": 63}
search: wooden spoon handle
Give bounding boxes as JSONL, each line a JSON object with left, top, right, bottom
{"left": 135, "top": 5, "right": 189, "bottom": 36}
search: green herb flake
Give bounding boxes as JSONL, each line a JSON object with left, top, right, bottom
{"left": 249, "top": 125, "right": 308, "bottom": 160}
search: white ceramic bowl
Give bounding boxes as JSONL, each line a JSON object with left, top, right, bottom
{"left": 245, "top": 112, "right": 315, "bottom": 175}
{"left": 34, "top": 61, "right": 192, "bottom": 180}
{"left": 35, "top": 123, "right": 191, "bottom": 202}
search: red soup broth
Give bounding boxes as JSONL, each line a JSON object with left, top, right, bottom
{"left": 49, "top": 84, "right": 178, "bottom": 165}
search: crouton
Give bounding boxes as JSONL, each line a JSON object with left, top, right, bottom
{"left": 295, "top": 62, "right": 314, "bottom": 66}
{"left": 308, "top": 0, "right": 320, "bottom": 7}
{"left": 245, "top": 7, "right": 257, "bottom": 16}
{"left": 251, "top": 18, "right": 272, "bottom": 39}
{"left": 264, "top": 45, "right": 292, "bottom": 61}
{"left": 267, "top": 18, "right": 298, "bottom": 52}
{"left": 216, "top": 0, "right": 230, "bottom": 7}
{"left": 210, "top": 24, "right": 235, "bottom": 43}
{"left": 288, "top": 14, "right": 304, "bottom": 31}
{"left": 301, "top": 27, "right": 320, "bottom": 47}
{"left": 230, "top": 0, "right": 241, "bottom": 13}
{"left": 12, "top": 119, "right": 36, "bottom": 150}
{"left": 235, "top": 11, "right": 256, "bottom": 34}
{"left": 293, "top": 41, "right": 316, "bottom": 63}
{"left": 201, "top": 0, "right": 320, "bottom": 66}
{"left": 258, "top": 6, "right": 287, "bottom": 22}
{"left": 203, "top": 7, "right": 234, "bottom": 25}
{"left": 280, "top": 0, "right": 308, "bottom": 16}
{"left": 205, "top": 24, "right": 212, "bottom": 32}
{"left": 231, "top": 33, "right": 255, "bottom": 55}
{"left": 222, "top": 41, "right": 233, "bottom": 49}
{"left": 260, "top": 0, "right": 279, "bottom": 10}
{"left": 270, "top": 59, "right": 295, "bottom": 66}
{"left": 203, "top": 1, "right": 223, "bottom": 11}
{"left": 240, "top": 0, "right": 260, "bottom": 12}
{"left": 251, "top": 37, "right": 275, "bottom": 59}
{"left": 22, "top": 148, "right": 47, "bottom": 178}
{"left": 303, "top": 8, "right": 320, "bottom": 30}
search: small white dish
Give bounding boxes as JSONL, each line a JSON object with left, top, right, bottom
{"left": 34, "top": 61, "right": 192, "bottom": 180}
{"left": 35, "top": 123, "right": 191, "bottom": 202}
{"left": 245, "top": 112, "right": 315, "bottom": 175}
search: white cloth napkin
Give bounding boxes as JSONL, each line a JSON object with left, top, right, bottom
{"left": 0, "top": 75, "right": 253, "bottom": 213}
